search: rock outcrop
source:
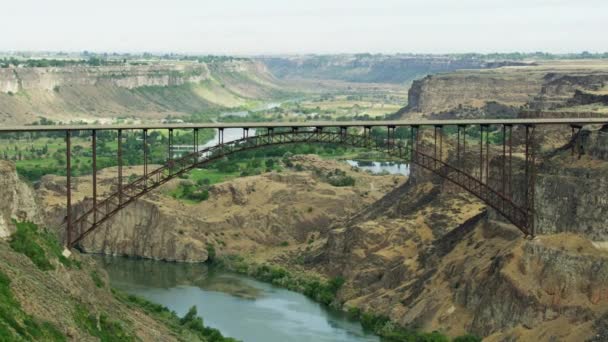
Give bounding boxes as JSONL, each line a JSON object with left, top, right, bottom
{"left": 0, "top": 161, "right": 42, "bottom": 237}
{"left": 396, "top": 62, "right": 608, "bottom": 119}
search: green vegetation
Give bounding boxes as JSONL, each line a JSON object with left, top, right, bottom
{"left": 9, "top": 221, "right": 77, "bottom": 271}
{"left": 218, "top": 255, "right": 344, "bottom": 306}
{"left": 113, "top": 290, "right": 239, "bottom": 341}
{"left": 73, "top": 303, "right": 135, "bottom": 342}
{"left": 90, "top": 271, "right": 105, "bottom": 288}
{"left": 0, "top": 57, "right": 124, "bottom": 68}
{"left": 0, "top": 270, "right": 65, "bottom": 341}
{"left": 319, "top": 168, "right": 356, "bottom": 187}
{"left": 348, "top": 309, "right": 482, "bottom": 342}
{"left": 206, "top": 244, "right": 217, "bottom": 262}
{"left": 170, "top": 180, "right": 210, "bottom": 203}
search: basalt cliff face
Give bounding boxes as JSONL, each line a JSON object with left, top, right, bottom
{"left": 37, "top": 156, "right": 404, "bottom": 263}
{"left": 397, "top": 61, "right": 608, "bottom": 119}
{"left": 0, "top": 60, "right": 285, "bottom": 125}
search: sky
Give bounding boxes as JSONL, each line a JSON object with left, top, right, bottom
{"left": 1, "top": 0, "right": 606, "bottom": 55}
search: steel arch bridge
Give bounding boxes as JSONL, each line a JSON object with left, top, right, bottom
{"left": 2, "top": 118, "right": 605, "bottom": 248}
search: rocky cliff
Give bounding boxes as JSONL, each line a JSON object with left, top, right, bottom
{"left": 0, "top": 161, "right": 42, "bottom": 238}
{"left": 396, "top": 61, "right": 608, "bottom": 119}
{"left": 0, "top": 60, "right": 286, "bottom": 125}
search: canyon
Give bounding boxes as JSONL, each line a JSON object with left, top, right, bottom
{"left": 1, "top": 55, "right": 608, "bottom": 341}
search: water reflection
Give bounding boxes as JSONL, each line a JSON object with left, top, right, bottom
{"left": 345, "top": 160, "right": 410, "bottom": 176}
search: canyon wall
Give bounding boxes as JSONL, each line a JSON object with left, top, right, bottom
{"left": 259, "top": 54, "right": 524, "bottom": 84}
{"left": 397, "top": 62, "right": 608, "bottom": 119}
{"left": 0, "top": 60, "right": 285, "bottom": 125}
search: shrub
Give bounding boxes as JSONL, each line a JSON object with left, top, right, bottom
{"left": 206, "top": 244, "right": 216, "bottom": 262}
{"left": 90, "top": 271, "right": 105, "bottom": 288}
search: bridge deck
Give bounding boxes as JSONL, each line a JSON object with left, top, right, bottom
{"left": 1, "top": 118, "right": 607, "bottom": 132}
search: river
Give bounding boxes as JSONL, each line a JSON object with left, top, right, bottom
{"left": 94, "top": 256, "right": 379, "bottom": 342}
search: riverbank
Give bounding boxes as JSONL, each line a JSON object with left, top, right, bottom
{"left": 215, "top": 254, "right": 480, "bottom": 342}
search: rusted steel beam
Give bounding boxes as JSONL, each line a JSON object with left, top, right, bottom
{"left": 438, "top": 125, "right": 443, "bottom": 162}
{"left": 143, "top": 129, "right": 148, "bottom": 189}
{"left": 527, "top": 125, "right": 537, "bottom": 237}
{"left": 485, "top": 125, "right": 489, "bottom": 185}
{"left": 502, "top": 125, "right": 506, "bottom": 195}
{"left": 6, "top": 118, "right": 608, "bottom": 133}
{"left": 479, "top": 125, "right": 484, "bottom": 182}
{"left": 508, "top": 125, "right": 513, "bottom": 198}
{"left": 92, "top": 130, "right": 97, "bottom": 224}
{"left": 463, "top": 125, "right": 467, "bottom": 165}
{"left": 457, "top": 125, "right": 461, "bottom": 167}
{"left": 66, "top": 130, "right": 72, "bottom": 247}
{"left": 118, "top": 129, "right": 123, "bottom": 205}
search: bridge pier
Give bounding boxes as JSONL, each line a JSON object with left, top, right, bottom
{"left": 65, "top": 130, "right": 72, "bottom": 248}
{"left": 92, "top": 129, "right": 97, "bottom": 225}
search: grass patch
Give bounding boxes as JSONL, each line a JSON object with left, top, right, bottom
{"left": 348, "top": 309, "right": 481, "bottom": 342}
{"left": 73, "top": 303, "right": 135, "bottom": 342}
{"left": 0, "top": 270, "right": 65, "bottom": 341}
{"left": 9, "top": 221, "right": 78, "bottom": 271}
{"left": 90, "top": 271, "right": 105, "bottom": 288}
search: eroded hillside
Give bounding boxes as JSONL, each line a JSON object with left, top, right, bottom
{"left": 0, "top": 60, "right": 287, "bottom": 125}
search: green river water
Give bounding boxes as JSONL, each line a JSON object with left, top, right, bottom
{"left": 94, "top": 256, "right": 379, "bottom": 342}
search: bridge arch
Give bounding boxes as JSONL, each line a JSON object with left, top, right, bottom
{"left": 68, "top": 129, "right": 530, "bottom": 247}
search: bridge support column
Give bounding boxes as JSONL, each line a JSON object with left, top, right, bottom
{"left": 508, "top": 125, "right": 512, "bottom": 198}
{"left": 92, "top": 130, "right": 97, "bottom": 224}
{"left": 524, "top": 124, "right": 536, "bottom": 237}
{"left": 485, "top": 124, "right": 489, "bottom": 185}
{"left": 143, "top": 129, "right": 148, "bottom": 189}
{"left": 479, "top": 125, "right": 484, "bottom": 182}
{"left": 168, "top": 128, "right": 174, "bottom": 174}
{"left": 66, "top": 130, "right": 72, "bottom": 248}
{"left": 118, "top": 129, "right": 123, "bottom": 205}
